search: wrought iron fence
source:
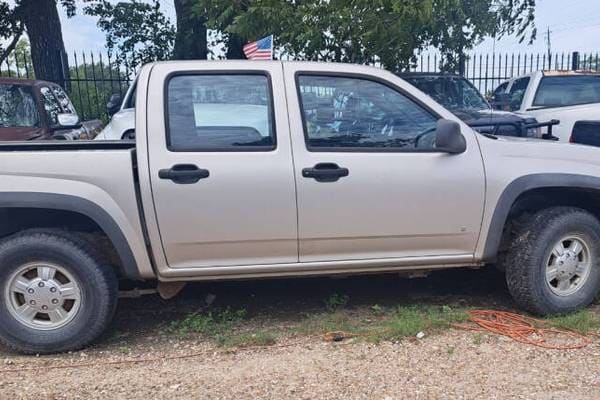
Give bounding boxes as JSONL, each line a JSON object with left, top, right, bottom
{"left": 1, "top": 49, "right": 599, "bottom": 120}
{"left": 409, "top": 51, "right": 600, "bottom": 94}
{"left": 1, "top": 51, "right": 133, "bottom": 121}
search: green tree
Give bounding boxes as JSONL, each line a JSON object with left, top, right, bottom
{"left": 0, "top": 38, "right": 34, "bottom": 78}
{"left": 0, "top": 0, "right": 74, "bottom": 85}
{"left": 84, "top": 0, "right": 176, "bottom": 71}
{"left": 173, "top": 0, "right": 208, "bottom": 60}
{"left": 430, "top": 0, "right": 536, "bottom": 72}
{"left": 197, "top": 0, "right": 536, "bottom": 72}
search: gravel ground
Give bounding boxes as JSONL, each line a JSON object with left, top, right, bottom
{"left": 1, "top": 268, "right": 599, "bottom": 399}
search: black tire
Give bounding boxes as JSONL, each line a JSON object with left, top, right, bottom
{"left": 503, "top": 207, "right": 600, "bottom": 315}
{"left": 0, "top": 230, "right": 118, "bottom": 354}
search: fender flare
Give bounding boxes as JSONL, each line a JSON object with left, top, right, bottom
{"left": 0, "top": 192, "right": 141, "bottom": 280}
{"left": 482, "top": 173, "right": 600, "bottom": 261}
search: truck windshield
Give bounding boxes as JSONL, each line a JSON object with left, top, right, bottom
{"left": 533, "top": 76, "right": 600, "bottom": 108}
{"left": 0, "top": 84, "right": 39, "bottom": 128}
{"left": 404, "top": 76, "right": 489, "bottom": 112}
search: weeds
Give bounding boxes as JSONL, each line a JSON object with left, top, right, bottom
{"left": 370, "top": 304, "right": 384, "bottom": 315}
{"left": 324, "top": 293, "right": 350, "bottom": 311}
{"left": 545, "top": 310, "right": 600, "bottom": 334}
{"left": 169, "top": 307, "right": 246, "bottom": 340}
{"left": 363, "top": 304, "right": 468, "bottom": 343}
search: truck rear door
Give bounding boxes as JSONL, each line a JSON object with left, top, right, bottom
{"left": 144, "top": 62, "right": 298, "bottom": 270}
{"left": 283, "top": 62, "right": 486, "bottom": 263}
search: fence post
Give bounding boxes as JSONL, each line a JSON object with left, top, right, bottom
{"left": 572, "top": 51, "right": 580, "bottom": 71}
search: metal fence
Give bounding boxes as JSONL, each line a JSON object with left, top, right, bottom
{"left": 2, "top": 50, "right": 599, "bottom": 120}
{"left": 409, "top": 51, "right": 600, "bottom": 94}
{"left": 1, "top": 51, "right": 133, "bottom": 121}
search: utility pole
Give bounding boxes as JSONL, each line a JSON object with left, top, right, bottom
{"left": 545, "top": 27, "right": 552, "bottom": 69}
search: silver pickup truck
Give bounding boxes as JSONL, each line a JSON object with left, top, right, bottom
{"left": 1, "top": 61, "right": 600, "bottom": 354}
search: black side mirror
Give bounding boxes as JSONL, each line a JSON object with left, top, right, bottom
{"left": 106, "top": 94, "right": 122, "bottom": 117}
{"left": 436, "top": 119, "right": 466, "bottom": 154}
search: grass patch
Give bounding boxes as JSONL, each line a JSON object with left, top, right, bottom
{"left": 294, "top": 311, "right": 359, "bottom": 335}
{"left": 292, "top": 304, "right": 468, "bottom": 343}
{"left": 363, "top": 304, "right": 468, "bottom": 342}
{"left": 169, "top": 307, "right": 246, "bottom": 341}
{"left": 545, "top": 310, "right": 600, "bottom": 334}
{"left": 169, "top": 307, "right": 280, "bottom": 348}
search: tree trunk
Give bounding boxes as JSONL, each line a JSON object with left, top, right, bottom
{"left": 173, "top": 0, "right": 207, "bottom": 60}
{"left": 18, "top": 0, "right": 69, "bottom": 88}
{"left": 226, "top": 34, "right": 246, "bottom": 59}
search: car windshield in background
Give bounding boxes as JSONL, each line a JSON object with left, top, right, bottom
{"left": 404, "top": 76, "right": 489, "bottom": 112}
{"left": 0, "top": 84, "right": 39, "bottom": 128}
{"left": 533, "top": 76, "right": 600, "bottom": 108}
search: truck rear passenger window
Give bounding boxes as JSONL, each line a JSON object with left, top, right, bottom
{"left": 297, "top": 75, "right": 438, "bottom": 151}
{"left": 166, "top": 74, "right": 275, "bottom": 151}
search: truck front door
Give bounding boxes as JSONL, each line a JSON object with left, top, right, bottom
{"left": 283, "top": 63, "right": 486, "bottom": 263}
{"left": 146, "top": 62, "right": 298, "bottom": 270}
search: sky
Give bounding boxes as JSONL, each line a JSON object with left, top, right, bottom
{"left": 13, "top": 0, "right": 600, "bottom": 57}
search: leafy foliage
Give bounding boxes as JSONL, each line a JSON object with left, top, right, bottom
{"left": 84, "top": 0, "right": 176, "bottom": 71}
{"left": 0, "top": 0, "right": 75, "bottom": 83}
{"left": 196, "top": 0, "right": 536, "bottom": 71}
{"left": 0, "top": 38, "right": 34, "bottom": 78}
{"left": 430, "top": 0, "right": 537, "bottom": 71}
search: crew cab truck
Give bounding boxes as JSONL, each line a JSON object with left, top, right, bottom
{"left": 2, "top": 61, "right": 600, "bottom": 354}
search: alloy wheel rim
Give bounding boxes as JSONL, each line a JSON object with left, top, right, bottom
{"left": 545, "top": 235, "right": 592, "bottom": 297}
{"left": 4, "top": 262, "right": 82, "bottom": 330}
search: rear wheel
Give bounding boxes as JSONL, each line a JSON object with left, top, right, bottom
{"left": 0, "top": 231, "right": 118, "bottom": 354}
{"left": 503, "top": 207, "right": 600, "bottom": 315}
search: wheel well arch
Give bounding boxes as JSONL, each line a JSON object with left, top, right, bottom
{"left": 482, "top": 174, "right": 600, "bottom": 262}
{"left": 0, "top": 193, "right": 141, "bottom": 280}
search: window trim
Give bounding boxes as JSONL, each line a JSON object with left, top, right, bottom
{"left": 294, "top": 71, "right": 446, "bottom": 153}
{"left": 163, "top": 70, "right": 277, "bottom": 153}
{"left": 532, "top": 76, "right": 600, "bottom": 109}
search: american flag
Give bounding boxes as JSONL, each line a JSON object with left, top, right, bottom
{"left": 243, "top": 35, "right": 273, "bottom": 60}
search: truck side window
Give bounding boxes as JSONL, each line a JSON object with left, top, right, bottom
{"left": 40, "top": 86, "right": 62, "bottom": 127}
{"left": 166, "top": 74, "right": 275, "bottom": 151}
{"left": 297, "top": 75, "right": 438, "bottom": 150}
{"left": 533, "top": 76, "right": 600, "bottom": 108}
{"left": 507, "top": 77, "right": 530, "bottom": 111}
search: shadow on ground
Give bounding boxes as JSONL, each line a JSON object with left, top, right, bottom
{"left": 104, "top": 266, "right": 512, "bottom": 345}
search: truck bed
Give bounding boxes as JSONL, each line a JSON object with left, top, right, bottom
{"left": 0, "top": 139, "right": 153, "bottom": 278}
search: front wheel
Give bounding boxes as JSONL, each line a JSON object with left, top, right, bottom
{"left": 503, "top": 207, "right": 600, "bottom": 315}
{"left": 0, "top": 231, "right": 118, "bottom": 354}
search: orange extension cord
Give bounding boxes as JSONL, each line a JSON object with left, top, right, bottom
{"left": 454, "top": 310, "right": 593, "bottom": 350}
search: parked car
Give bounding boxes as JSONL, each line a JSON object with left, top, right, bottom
{"left": 491, "top": 71, "right": 600, "bottom": 142}
{"left": 1, "top": 61, "right": 600, "bottom": 354}
{"left": 94, "top": 80, "right": 136, "bottom": 140}
{"left": 400, "top": 72, "right": 548, "bottom": 138}
{"left": 0, "top": 78, "right": 102, "bottom": 140}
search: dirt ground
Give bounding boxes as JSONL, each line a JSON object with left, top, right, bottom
{"left": 1, "top": 268, "right": 599, "bottom": 399}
